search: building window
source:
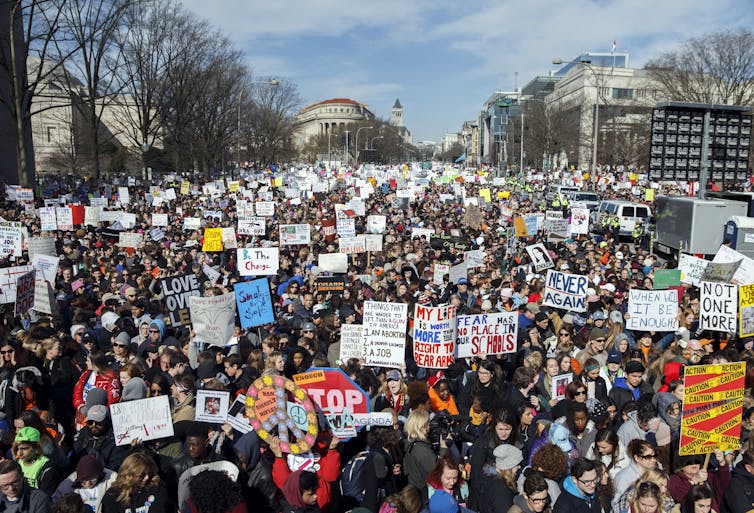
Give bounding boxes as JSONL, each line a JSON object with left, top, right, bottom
{"left": 612, "top": 88, "right": 633, "bottom": 100}
{"left": 599, "top": 87, "right": 611, "bottom": 97}
{"left": 46, "top": 126, "right": 57, "bottom": 143}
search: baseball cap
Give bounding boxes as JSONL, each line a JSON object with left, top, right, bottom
{"left": 86, "top": 404, "right": 108, "bottom": 423}
{"left": 615, "top": 251, "right": 624, "bottom": 260}
{"left": 589, "top": 327, "right": 606, "bottom": 340}
{"left": 429, "top": 490, "right": 460, "bottom": 513}
{"left": 525, "top": 303, "right": 540, "bottom": 314}
{"left": 14, "top": 426, "right": 41, "bottom": 443}
{"left": 607, "top": 350, "right": 622, "bottom": 364}
{"left": 592, "top": 311, "right": 606, "bottom": 321}
{"left": 548, "top": 422, "right": 571, "bottom": 452}
{"left": 457, "top": 278, "right": 468, "bottom": 285}
{"left": 385, "top": 370, "right": 402, "bottom": 382}
{"left": 302, "top": 322, "right": 316, "bottom": 332}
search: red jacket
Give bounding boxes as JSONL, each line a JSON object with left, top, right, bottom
{"left": 73, "top": 370, "right": 122, "bottom": 411}
{"left": 272, "top": 448, "right": 341, "bottom": 512}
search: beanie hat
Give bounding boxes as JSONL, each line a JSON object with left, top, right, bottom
{"left": 74, "top": 455, "right": 104, "bottom": 486}
{"left": 493, "top": 444, "right": 523, "bottom": 471}
{"left": 122, "top": 377, "right": 147, "bottom": 401}
{"left": 429, "top": 490, "right": 459, "bottom": 513}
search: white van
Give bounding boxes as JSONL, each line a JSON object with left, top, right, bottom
{"left": 590, "top": 200, "right": 652, "bottom": 236}
{"left": 545, "top": 185, "right": 580, "bottom": 202}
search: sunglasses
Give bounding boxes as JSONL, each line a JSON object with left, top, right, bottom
{"left": 639, "top": 453, "right": 657, "bottom": 460}
{"left": 0, "top": 349, "right": 14, "bottom": 355}
{"left": 149, "top": 330, "right": 160, "bottom": 334}
{"left": 83, "top": 340, "right": 95, "bottom": 345}
{"left": 113, "top": 343, "right": 128, "bottom": 348}
{"left": 574, "top": 390, "right": 587, "bottom": 396}
{"left": 86, "top": 420, "right": 104, "bottom": 426}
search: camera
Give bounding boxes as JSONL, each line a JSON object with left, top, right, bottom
{"left": 428, "top": 411, "right": 471, "bottom": 451}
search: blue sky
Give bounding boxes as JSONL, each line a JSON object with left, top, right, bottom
{"left": 182, "top": 0, "right": 754, "bottom": 144}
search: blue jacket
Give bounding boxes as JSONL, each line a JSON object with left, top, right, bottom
{"left": 553, "top": 474, "right": 603, "bottom": 513}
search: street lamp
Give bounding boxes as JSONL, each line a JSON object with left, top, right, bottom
{"left": 237, "top": 79, "right": 279, "bottom": 174}
{"left": 552, "top": 58, "right": 599, "bottom": 171}
{"left": 343, "top": 130, "right": 351, "bottom": 166}
{"left": 354, "top": 126, "right": 373, "bottom": 164}
{"left": 141, "top": 141, "right": 149, "bottom": 181}
{"left": 328, "top": 130, "right": 339, "bottom": 168}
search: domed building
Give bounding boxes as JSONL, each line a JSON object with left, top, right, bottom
{"left": 294, "top": 98, "right": 375, "bottom": 148}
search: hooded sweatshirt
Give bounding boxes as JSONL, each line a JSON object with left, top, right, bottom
{"left": 554, "top": 475, "right": 603, "bottom": 513}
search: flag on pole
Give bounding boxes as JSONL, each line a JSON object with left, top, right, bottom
{"left": 612, "top": 40, "right": 616, "bottom": 54}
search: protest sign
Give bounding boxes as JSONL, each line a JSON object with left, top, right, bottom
{"left": 33, "top": 280, "right": 56, "bottom": 315}
{"left": 27, "top": 237, "right": 56, "bottom": 261}
{"left": 321, "top": 218, "right": 336, "bottom": 242}
{"left": 339, "top": 324, "right": 363, "bottom": 362}
{"left": 55, "top": 207, "right": 73, "bottom": 231}
{"left": 464, "top": 204, "right": 483, "bottom": 229}
{"left": 339, "top": 235, "right": 365, "bottom": 254}
{"left": 653, "top": 269, "right": 681, "bottom": 289}
{"left": 525, "top": 244, "right": 554, "bottom": 272}
{"left": 255, "top": 201, "right": 275, "bottom": 216}
{"left": 546, "top": 218, "right": 570, "bottom": 242}
{"left": 161, "top": 274, "right": 201, "bottom": 326}
{"left": 183, "top": 217, "right": 201, "bottom": 231}
{"left": 315, "top": 276, "right": 346, "bottom": 293}
{"left": 237, "top": 217, "right": 265, "bottom": 236}
{"left": 570, "top": 207, "right": 589, "bottom": 234}
{"left": 195, "top": 390, "right": 230, "bottom": 423}
{"left": 14, "top": 270, "right": 36, "bottom": 317}
{"left": 364, "top": 234, "right": 382, "bottom": 252}
{"left": 361, "top": 301, "right": 408, "bottom": 368}
{"left": 551, "top": 373, "right": 574, "bottom": 401}
{"left": 84, "top": 206, "right": 100, "bottom": 226}
{"left": 541, "top": 270, "right": 588, "bottom": 313}
{"left": 741, "top": 284, "right": 754, "bottom": 338}
{"left": 226, "top": 394, "right": 252, "bottom": 433}
{"left": 546, "top": 210, "right": 563, "bottom": 219}
{"left": 117, "top": 187, "right": 130, "bottom": 205}
{"left": 237, "top": 247, "right": 279, "bottom": 276}
{"left": 202, "top": 228, "right": 223, "bottom": 252}
{"left": 701, "top": 260, "right": 741, "bottom": 283}
{"left": 366, "top": 215, "right": 386, "bottom": 234}
{"left": 680, "top": 362, "right": 745, "bottom": 455}
{"left": 336, "top": 218, "right": 356, "bottom": 238}
{"left": 678, "top": 254, "right": 709, "bottom": 287}
{"left": 294, "top": 368, "right": 370, "bottom": 439}
{"left": 449, "top": 262, "right": 467, "bottom": 285}
{"left": 318, "top": 253, "right": 348, "bottom": 274}
{"left": 118, "top": 232, "right": 143, "bottom": 248}
{"left": 464, "top": 250, "right": 484, "bottom": 269}
{"left": 31, "top": 255, "right": 58, "bottom": 284}
{"left": 0, "top": 266, "right": 33, "bottom": 303}
{"left": 202, "top": 264, "right": 220, "bottom": 283}
{"left": 714, "top": 245, "right": 754, "bottom": 285}
{"left": 413, "top": 305, "right": 457, "bottom": 368}
{"left": 523, "top": 214, "right": 538, "bottom": 235}
{"left": 456, "top": 311, "right": 518, "bottom": 358}
{"left": 513, "top": 217, "right": 529, "bottom": 237}
{"left": 0, "top": 222, "right": 23, "bottom": 258}
{"left": 699, "top": 281, "right": 737, "bottom": 333}
{"left": 279, "top": 224, "right": 311, "bottom": 245}
{"left": 412, "top": 228, "right": 434, "bottom": 241}
{"left": 434, "top": 264, "right": 449, "bottom": 286}
{"left": 39, "top": 208, "right": 57, "bottom": 231}
{"left": 626, "top": 289, "right": 678, "bottom": 331}
{"left": 152, "top": 213, "right": 168, "bottom": 227}
{"left": 190, "top": 293, "right": 236, "bottom": 346}
{"left": 221, "top": 227, "right": 237, "bottom": 249}
{"left": 110, "top": 395, "right": 173, "bottom": 446}
{"left": 234, "top": 278, "right": 275, "bottom": 328}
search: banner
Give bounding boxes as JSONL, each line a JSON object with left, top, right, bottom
{"left": 361, "top": 301, "right": 408, "bottom": 368}
{"left": 741, "top": 284, "right": 754, "bottom": 338}
{"left": 237, "top": 247, "right": 279, "bottom": 276}
{"left": 525, "top": 243, "right": 554, "bottom": 272}
{"left": 678, "top": 254, "right": 709, "bottom": 287}
{"left": 14, "top": 270, "right": 36, "bottom": 317}
{"left": 160, "top": 274, "right": 201, "bottom": 326}
{"left": 456, "top": 312, "right": 518, "bottom": 358}
{"left": 541, "top": 270, "right": 588, "bottom": 313}
{"left": 110, "top": 396, "right": 173, "bottom": 446}
{"left": 234, "top": 278, "right": 275, "bottom": 329}
{"left": 699, "top": 281, "right": 737, "bottom": 333}
{"left": 190, "top": 293, "right": 236, "bottom": 346}
{"left": 714, "top": 245, "right": 754, "bottom": 285}
{"left": 279, "top": 224, "right": 311, "bottom": 245}
{"left": 701, "top": 260, "right": 741, "bottom": 283}
{"left": 339, "top": 324, "right": 363, "bottom": 362}
{"left": 626, "top": 289, "right": 678, "bottom": 331}
{"left": 413, "top": 304, "right": 457, "bottom": 368}
{"left": 680, "top": 362, "right": 745, "bottom": 455}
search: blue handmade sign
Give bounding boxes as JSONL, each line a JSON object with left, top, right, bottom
{"left": 234, "top": 278, "right": 274, "bottom": 328}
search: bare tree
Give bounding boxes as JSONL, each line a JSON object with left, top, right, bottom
{"left": 646, "top": 28, "right": 754, "bottom": 105}
{"left": 245, "top": 77, "right": 301, "bottom": 166}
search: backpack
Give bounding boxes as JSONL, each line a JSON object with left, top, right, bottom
{"left": 339, "top": 449, "right": 371, "bottom": 502}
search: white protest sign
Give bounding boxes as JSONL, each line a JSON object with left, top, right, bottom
{"left": 39, "top": 208, "right": 57, "bottom": 231}
{"left": 714, "top": 245, "right": 754, "bottom": 285}
{"left": 0, "top": 265, "right": 34, "bottom": 303}
{"left": 449, "top": 262, "right": 467, "bottom": 285}
{"left": 118, "top": 232, "right": 143, "bottom": 248}
{"left": 541, "top": 270, "right": 588, "bottom": 313}
{"left": 255, "top": 201, "right": 275, "bottom": 216}
{"left": 110, "top": 395, "right": 173, "bottom": 446}
{"left": 525, "top": 243, "right": 554, "bottom": 272}
{"left": 0, "top": 222, "right": 23, "bottom": 258}
{"left": 15, "top": 270, "right": 36, "bottom": 317}
{"left": 152, "top": 213, "right": 168, "bottom": 227}
{"left": 238, "top": 217, "right": 265, "bottom": 236}
{"left": 339, "top": 235, "right": 365, "bottom": 254}
{"left": 339, "top": 324, "right": 364, "bottom": 362}
{"left": 318, "top": 253, "right": 348, "bottom": 274}
{"left": 361, "top": 301, "right": 408, "bottom": 368}
{"left": 434, "top": 264, "right": 450, "bottom": 286}
{"left": 570, "top": 207, "right": 589, "bottom": 234}
{"left": 226, "top": 394, "right": 252, "bottom": 434}
{"left": 279, "top": 224, "right": 311, "bottom": 245}
{"left": 546, "top": 210, "right": 563, "bottom": 219}
{"left": 700, "top": 281, "right": 737, "bottom": 333}
{"left": 678, "top": 254, "right": 709, "bottom": 287}
{"left": 456, "top": 311, "right": 518, "bottom": 358}
{"left": 33, "top": 279, "right": 56, "bottom": 315}
{"left": 31, "top": 254, "right": 58, "bottom": 284}
{"left": 626, "top": 289, "right": 679, "bottom": 332}
{"left": 194, "top": 390, "right": 230, "bottom": 423}
{"left": 55, "top": 207, "right": 73, "bottom": 231}
{"left": 27, "top": 237, "right": 56, "bottom": 261}
{"left": 465, "top": 250, "right": 485, "bottom": 269}
{"left": 366, "top": 215, "right": 386, "bottom": 234}
{"left": 336, "top": 218, "right": 356, "bottom": 237}
{"left": 237, "top": 247, "right": 279, "bottom": 276}
{"left": 183, "top": 217, "right": 201, "bottom": 231}
{"left": 413, "top": 304, "right": 457, "bottom": 368}
{"left": 84, "top": 206, "right": 100, "bottom": 226}
{"left": 117, "top": 187, "right": 130, "bottom": 205}
{"left": 190, "top": 293, "right": 236, "bottom": 346}
{"left": 364, "top": 234, "right": 383, "bottom": 252}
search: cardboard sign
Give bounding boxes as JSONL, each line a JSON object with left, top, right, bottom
{"left": 456, "top": 312, "right": 518, "bottom": 358}
{"left": 364, "top": 234, "right": 383, "bottom": 252}
{"left": 195, "top": 390, "right": 230, "bottom": 423}
{"left": 678, "top": 254, "right": 709, "bottom": 287}
{"left": 413, "top": 304, "right": 457, "bottom": 368}
{"left": 513, "top": 216, "right": 529, "bottom": 237}
{"left": 740, "top": 284, "right": 754, "bottom": 338}
{"left": 293, "top": 368, "right": 370, "bottom": 439}
{"left": 183, "top": 217, "right": 201, "bottom": 231}
{"left": 339, "top": 236, "right": 365, "bottom": 254}
{"left": 14, "top": 270, "right": 36, "bottom": 317}
{"left": 541, "top": 270, "right": 588, "bottom": 313}
{"left": 339, "top": 324, "right": 364, "bottom": 363}
{"left": 39, "top": 207, "right": 57, "bottom": 231}
{"left": 226, "top": 394, "right": 252, "bottom": 434}
{"left": 701, "top": 260, "right": 741, "bottom": 283}
{"left": 279, "top": 224, "right": 311, "bottom": 245}
{"left": 367, "top": 215, "right": 386, "bottom": 234}
{"left": 31, "top": 255, "right": 58, "bottom": 284}
{"left": 55, "top": 207, "right": 73, "bottom": 231}
{"left": 465, "top": 250, "right": 484, "bottom": 269}
{"left": 434, "top": 264, "right": 449, "bottom": 286}
{"left": 653, "top": 269, "right": 681, "bottom": 289}
{"left": 680, "top": 362, "right": 745, "bottom": 455}
{"left": 525, "top": 243, "right": 554, "bottom": 272}
{"left": 234, "top": 278, "right": 275, "bottom": 329}
{"left": 237, "top": 247, "right": 279, "bottom": 276}
{"left": 161, "top": 274, "right": 201, "bottom": 326}
{"left": 700, "top": 281, "right": 737, "bottom": 333}
{"left": 551, "top": 373, "right": 574, "bottom": 401}
{"left": 361, "top": 301, "right": 408, "bottom": 368}
{"left": 152, "top": 213, "right": 168, "bottom": 227}
{"left": 318, "top": 253, "right": 348, "bottom": 274}
{"left": 110, "top": 395, "right": 173, "bottom": 446}
{"left": 118, "top": 232, "right": 143, "bottom": 248}
{"left": 190, "top": 293, "right": 236, "bottom": 346}
{"left": 221, "top": 227, "right": 237, "bottom": 249}
{"left": 0, "top": 222, "right": 23, "bottom": 257}
{"left": 626, "top": 289, "right": 679, "bottom": 332}
{"left": 714, "top": 245, "right": 754, "bottom": 285}
{"left": 255, "top": 201, "right": 275, "bottom": 216}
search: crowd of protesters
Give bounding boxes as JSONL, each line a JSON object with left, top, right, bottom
{"left": 0, "top": 166, "right": 752, "bottom": 513}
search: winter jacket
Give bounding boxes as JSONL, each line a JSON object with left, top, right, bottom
{"left": 272, "top": 448, "right": 340, "bottom": 512}
{"left": 475, "top": 466, "right": 516, "bottom": 513}
{"left": 612, "top": 462, "right": 641, "bottom": 509}
{"left": 402, "top": 439, "right": 445, "bottom": 502}
{"left": 0, "top": 486, "right": 51, "bottom": 513}
{"left": 669, "top": 463, "right": 730, "bottom": 513}
{"left": 99, "top": 482, "right": 172, "bottom": 513}
{"left": 72, "top": 370, "right": 121, "bottom": 411}
{"left": 506, "top": 494, "right": 540, "bottom": 513}
{"left": 608, "top": 377, "right": 653, "bottom": 414}
{"left": 721, "top": 461, "right": 754, "bottom": 513}
{"left": 72, "top": 426, "right": 128, "bottom": 471}
{"left": 52, "top": 468, "right": 118, "bottom": 512}
{"left": 553, "top": 475, "right": 603, "bottom": 513}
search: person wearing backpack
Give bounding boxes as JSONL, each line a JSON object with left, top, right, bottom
{"left": 339, "top": 445, "right": 379, "bottom": 512}
{"left": 402, "top": 410, "right": 448, "bottom": 502}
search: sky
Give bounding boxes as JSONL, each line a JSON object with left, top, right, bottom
{"left": 182, "top": 0, "right": 754, "bottom": 144}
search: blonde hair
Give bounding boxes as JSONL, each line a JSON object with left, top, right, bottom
{"left": 112, "top": 452, "right": 160, "bottom": 505}
{"left": 404, "top": 409, "right": 429, "bottom": 441}
{"left": 39, "top": 337, "right": 60, "bottom": 360}
{"left": 496, "top": 468, "right": 518, "bottom": 491}
{"left": 265, "top": 351, "right": 284, "bottom": 372}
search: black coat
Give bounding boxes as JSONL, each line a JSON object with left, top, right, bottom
{"left": 474, "top": 471, "right": 515, "bottom": 513}
{"left": 721, "top": 461, "right": 754, "bottom": 513}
